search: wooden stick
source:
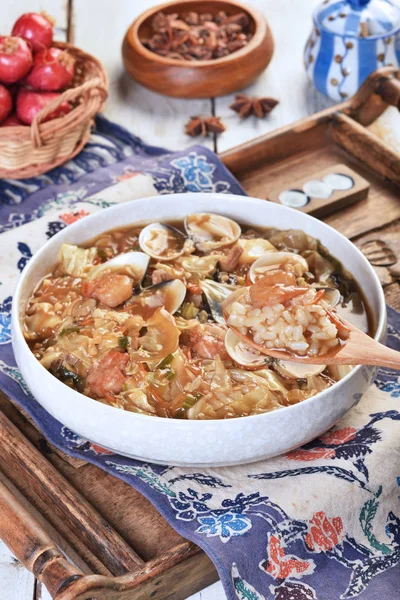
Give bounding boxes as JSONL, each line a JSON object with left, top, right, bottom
{"left": 0, "top": 479, "right": 83, "bottom": 597}
{"left": 0, "top": 411, "right": 144, "bottom": 576}
{"left": 330, "top": 112, "right": 400, "bottom": 185}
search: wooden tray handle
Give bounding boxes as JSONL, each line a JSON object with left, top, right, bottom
{"left": 377, "top": 76, "right": 400, "bottom": 110}
{"left": 346, "top": 67, "right": 400, "bottom": 125}
{"left": 0, "top": 478, "right": 83, "bottom": 597}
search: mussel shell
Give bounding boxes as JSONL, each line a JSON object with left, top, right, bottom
{"left": 139, "top": 223, "right": 187, "bottom": 261}
{"left": 200, "top": 280, "right": 237, "bottom": 325}
{"left": 225, "top": 329, "right": 270, "bottom": 368}
{"left": 249, "top": 251, "right": 308, "bottom": 283}
{"left": 184, "top": 213, "right": 241, "bottom": 251}
{"left": 87, "top": 251, "right": 150, "bottom": 282}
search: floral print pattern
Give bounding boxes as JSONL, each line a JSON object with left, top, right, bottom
{"left": 260, "top": 535, "right": 315, "bottom": 579}
{"left": 305, "top": 512, "right": 344, "bottom": 552}
{"left": 0, "top": 297, "right": 12, "bottom": 345}
{"left": 0, "top": 119, "right": 399, "bottom": 600}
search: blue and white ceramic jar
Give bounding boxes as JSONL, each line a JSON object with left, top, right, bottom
{"left": 305, "top": 0, "right": 400, "bottom": 100}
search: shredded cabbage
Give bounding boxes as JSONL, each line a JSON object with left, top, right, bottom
{"left": 59, "top": 244, "right": 97, "bottom": 277}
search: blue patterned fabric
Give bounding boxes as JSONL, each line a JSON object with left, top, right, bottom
{"left": 0, "top": 117, "right": 399, "bottom": 600}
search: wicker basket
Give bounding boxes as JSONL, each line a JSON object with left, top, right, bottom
{"left": 0, "top": 42, "right": 108, "bottom": 180}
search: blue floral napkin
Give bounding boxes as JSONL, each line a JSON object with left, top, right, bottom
{"left": 0, "top": 117, "right": 399, "bottom": 600}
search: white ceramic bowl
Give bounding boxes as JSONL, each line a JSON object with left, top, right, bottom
{"left": 12, "top": 193, "right": 386, "bottom": 466}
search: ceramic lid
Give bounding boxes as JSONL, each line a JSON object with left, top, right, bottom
{"left": 315, "top": 0, "right": 400, "bottom": 37}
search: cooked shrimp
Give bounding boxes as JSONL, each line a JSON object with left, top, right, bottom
{"left": 219, "top": 244, "right": 243, "bottom": 272}
{"left": 249, "top": 270, "right": 308, "bottom": 307}
{"left": 87, "top": 350, "right": 129, "bottom": 397}
{"left": 82, "top": 273, "right": 133, "bottom": 308}
{"left": 189, "top": 323, "right": 229, "bottom": 360}
{"left": 327, "top": 310, "right": 351, "bottom": 340}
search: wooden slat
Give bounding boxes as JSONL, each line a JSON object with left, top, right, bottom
{"left": 0, "top": 391, "right": 186, "bottom": 565}
{"left": 0, "top": 411, "right": 144, "bottom": 576}
{"left": 0, "top": 470, "right": 100, "bottom": 576}
{"left": 330, "top": 112, "right": 400, "bottom": 185}
{"left": 0, "top": 480, "right": 83, "bottom": 598}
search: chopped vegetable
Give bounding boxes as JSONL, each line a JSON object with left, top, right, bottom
{"left": 59, "top": 325, "right": 80, "bottom": 336}
{"left": 164, "top": 368, "right": 176, "bottom": 381}
{"left": 156, "top": 353, "right": 174, "bottom": 369}
{"left": 181, "top": 394, "right": 198, "bottom": 410}
{"left": 181, "top": 302, "right": 199, "bottom": 320}
{"left": 118, "top": 335, "right": 130, "bottom": 350}
{"left": 97, "top": 249, "right": 108, "bottom": 262}
{"left": 59, "top": 244, "right": 97, "bottom": 277}
{"left": 197, "top": 310, "right": 209, "bottom": 323}
{"left": 49, "top": 363, "right": 84, "bottom": 393}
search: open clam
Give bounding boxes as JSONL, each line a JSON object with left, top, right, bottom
{"left": 87, "top": 251, "right": 150, "bottom": 283}
{"left": 130, "top": 307, "right": 179, "bottom": 365}
{"left": 249, "top": 251, "right": 309, "bottom": 283}
{"left": 184, "top": 213, "right": 241, "bottom": 252}
{"left": 200, "top": 279, "right": 237, "bottom": 324}
{"left": 225, "top": 329, "right": 325, "bottom": 375}
{"left": 225, "top": 329, "right": 271, "bottom": 368}
{"left": 129, "top": 279, "right": 186, "bottom": 318}
{"left": 274, "top": 360, "right": 325, "bottom": 379}
{"left": 313, "top": 286, "right": 341, "bottom": 308}
{"left": 178, "top": 254, "right": 221, "bottom": 277}
{"left": 237, "top": 238, "right": 277, "bottom": 265}
{"left": 139, "top": 223, "right": 189, "bottom": 261}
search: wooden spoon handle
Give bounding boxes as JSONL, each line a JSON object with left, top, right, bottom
{"left": 358, "top": 341, "right": 400, "bottom": 370}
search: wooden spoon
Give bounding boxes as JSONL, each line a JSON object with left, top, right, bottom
{"left": 222, "top": 287, "right": 400, "bottom": 370}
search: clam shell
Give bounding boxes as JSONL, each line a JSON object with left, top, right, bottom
{"left": 274, "top": 360, "right": 326, "bottom": 379}
{"left": 225, "top": 329, "right": 269, "bottom": 367}
{"left": 139, "top": 223, "right": 187, "bottom": 261}
{"left": 315, "top": 287, "right": 341, "bottom": 308}
{"left": 237, "top": 238, "right": 277, "bottom": 264}
{"left": 87, "top": 251, "right": 150, "bottom": 282}
{"left": 133, "top": 279, "right": 186, "bottom": 316}
{"left": 249, "top": 251, "right": 308, "bottom": 283}
{"left": 185, "top": 213, "right": 241, "bottom": 251}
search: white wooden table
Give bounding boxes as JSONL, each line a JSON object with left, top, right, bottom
{"left": 1, "top": 1, "right": 335, "bottom": 598}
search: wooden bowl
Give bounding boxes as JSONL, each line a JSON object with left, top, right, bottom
{"left": 122, "top": 0, "right": 274, "bottom": 98}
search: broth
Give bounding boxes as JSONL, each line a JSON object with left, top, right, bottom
{"left": 24, "top": 215, "right": 371, "bottom": 420}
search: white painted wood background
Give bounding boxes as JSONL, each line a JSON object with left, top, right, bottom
{"left": 1, "top": 1, "right": 399, "bottom": 599}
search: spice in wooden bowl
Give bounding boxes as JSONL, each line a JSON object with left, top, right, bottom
{"left": 143, "top": 10, "right": 253, "bottom": 61}
{"left": 122, "top": 0, "right": 274, "bottom": 99}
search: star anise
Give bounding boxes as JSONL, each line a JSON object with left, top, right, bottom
{"left": 229, "top": 94, "right": 279, "bottom": 118}
{"left": 185, "top": 116, "right": 226, "bottom": 137}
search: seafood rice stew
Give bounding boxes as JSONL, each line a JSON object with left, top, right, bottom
{"left": 24, "top": 213, "right": 370, "bottom": 420}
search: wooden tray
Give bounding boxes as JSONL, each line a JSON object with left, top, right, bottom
{"left": 1, "top": 67, "right": 400, "bottom": 600}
